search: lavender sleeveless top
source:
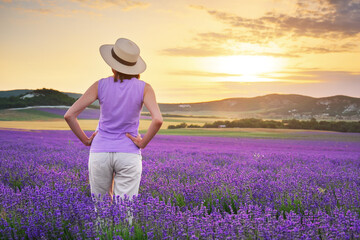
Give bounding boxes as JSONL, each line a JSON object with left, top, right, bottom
{"left": 90, "top": 76, "right": 146, "bottom": 154}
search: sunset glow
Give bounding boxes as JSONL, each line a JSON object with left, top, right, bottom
{"left": 0, "top": 0, "right": 359, "bottom": 102}
{"left": 215, "top": 56, "right": 280, "bottom": 76}
{"left": 203, "top": 55, "right": 284, "bottom": 83}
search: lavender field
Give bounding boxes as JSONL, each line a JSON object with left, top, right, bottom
{"left": 34, "top": 107, "right": 100, "bottom": 119}
{"left": 0, "top": 129, "right": 360, "bottom": 239}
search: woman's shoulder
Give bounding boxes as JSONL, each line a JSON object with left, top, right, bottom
{"left": 99, "top": 76, "right": 113, "bottom": 83}
{"left": 133, "top": 78, "right": 147, "bottom": 87}
{"left": 97, "top": 76, "right": 114, "bottom": 87}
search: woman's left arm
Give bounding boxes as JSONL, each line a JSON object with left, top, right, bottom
{"left": 64, "top": 81, "right": 99, "bottom": 146}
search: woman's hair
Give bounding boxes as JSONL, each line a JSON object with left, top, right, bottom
{"left": 113, "top": 70, "right": 140, "bottom": 83}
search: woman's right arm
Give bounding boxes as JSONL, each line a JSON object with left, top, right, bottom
{"left": 126, "top": 83, "right": 163, "bottom": 149}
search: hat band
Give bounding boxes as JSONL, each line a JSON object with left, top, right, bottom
{"left": 111, "top": 48, "right": 137, "bottom": 66}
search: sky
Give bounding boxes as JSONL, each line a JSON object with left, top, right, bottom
{"left": 0, "top": 0, "right": 360, "bottom": 103}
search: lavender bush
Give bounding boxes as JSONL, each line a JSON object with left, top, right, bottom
{"left": 0, "top": 130, "right": 359, "bottom": 239}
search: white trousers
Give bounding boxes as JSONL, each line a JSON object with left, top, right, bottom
{"left": 88, "top": 152, "right": 142, "bottom": 202}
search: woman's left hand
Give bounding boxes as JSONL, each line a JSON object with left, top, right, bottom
{"left": 84, "top": 131, "right": 98, "bottom": 146}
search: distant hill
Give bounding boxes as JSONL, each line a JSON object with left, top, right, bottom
{"left": 0, "top": 89, "right": 82, "bottom": 99}
{"left": 0, "top": 88, "right": 76, "bottom": 109}
{"left": 0, "top": 89, "right": 100, "bottom": 107}
{"left": 156, "top": 94, "right": 360, "bottom": 119}
{"left": 0, "top": 89, "right": 31, "bottom": 98}
{"left": 1, "top": 89, "right": 359, "bottom": 119}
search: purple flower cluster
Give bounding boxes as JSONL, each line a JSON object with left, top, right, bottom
{"left": 0, "top": 130, "right": 359, "bottom": 239}
{"left": 35, "top": 107, "right": 100, "bottom": 119}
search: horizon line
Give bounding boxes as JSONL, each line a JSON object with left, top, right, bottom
{"left": 0, "top": 88, "right": 359, "bottom": 104}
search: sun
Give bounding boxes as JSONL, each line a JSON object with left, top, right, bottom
{"left": 204, "top": 55, "right": 284, "bottom": 82}
{"left": 216, "top": 55, "right": 277, "bottom": 75}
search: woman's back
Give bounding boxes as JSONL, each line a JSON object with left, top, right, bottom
{"left": 64, "top": 37, "right": 162, "bottom": 203}
{"left": 90, "top": 76, "right": 145, "bottom": 154}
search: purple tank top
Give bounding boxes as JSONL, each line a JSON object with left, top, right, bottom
{"left": 90, "top": 76, "right": 146, "bottom": 154}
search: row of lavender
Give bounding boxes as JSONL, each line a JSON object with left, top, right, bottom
{"left": 0, "top": 130, "right": 360, "bottom": 239}
{"left": 27, "top": 107, "right": 100, "bottom": 119}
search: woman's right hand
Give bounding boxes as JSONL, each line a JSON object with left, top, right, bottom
{"left": 126, "top": 133, "right": 144, "bottom": 149}
{"left": 84, "top": 131, "right": 98, "bottom": 146}
{"left": 127, "top": 83, "right": 162, "bottom": 150}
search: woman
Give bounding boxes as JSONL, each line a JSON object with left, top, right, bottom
{"left": 64, "top": 38, "right": 163, "bottom": 203}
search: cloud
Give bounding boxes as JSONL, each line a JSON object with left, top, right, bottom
{"left": 161, "top": 45, "right": 233, "bottom": 57}
{"left": 169, "top": 70, "right": 242, "bottom": 77}
{"left": 14, "top": 7, "right": 53, "bottom": 14}
{"left": 293, "top": 42, "right": 358, "bottom": 54}
{"left": 2, "top": 0, "right": 149, "bottom": 16}
{"left": 166, "top": 1, "right": 359, "bottom": 57}
{"left": 214, "top": 70, "right": 360, "bottom": 98}
{"left": 259, "top": 70, "right": 360, "bottom": 82}
{"left": 13, "top": 5, "right": 102, "bottom": 17}
{"left": 161, "top": 45, "right": 299, "bottom": 58}
{"left": 72, "top": 0, "right": 149, "bottom": 10}
{"left": 245, "top": 51, "right": 299, "bottom": 58}
{"left": 201, "top": 0, "right": 360, "bottom": 38}
{"left": 168, "top": 70, "right": 332, "bottom": 84}
{"left": 170, "top": 69, "right": 359, "bottom": 84}
{"left": 195, "top": 30, "right": 283, "bottom": 45}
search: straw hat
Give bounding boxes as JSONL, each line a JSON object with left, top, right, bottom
{"left": 99, "top": 38, "right": 146, "bottom": 75}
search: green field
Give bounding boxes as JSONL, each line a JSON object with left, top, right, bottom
{"left": 0, "top": 109, "right": 63, "bottom": 121}
{"left": 140, "top": 128, "right": 286, "bottom": 138}
{"left": 1, "top": 108, "right": 359, "bottom": 142}
{"left": 140, "top": 128, "right": 360, "bottom": 141}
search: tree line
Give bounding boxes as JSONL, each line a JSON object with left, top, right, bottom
{"left": 0, "top": 88, "right": 76, "bottom": 109}
{"left": 168, "top": 118, "right": 360, "bottom": 133}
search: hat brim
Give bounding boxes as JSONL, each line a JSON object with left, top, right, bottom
{"left": 99, "top": 44, "right": 146, "bottom": 75}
